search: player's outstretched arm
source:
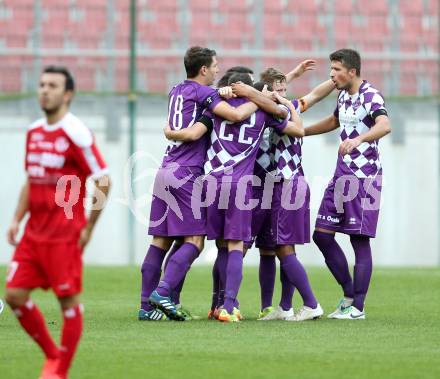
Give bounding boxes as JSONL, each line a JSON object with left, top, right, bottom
{"left": 78, "top": 175, "right": 111, "bottom": 249}
{"left": 299, "top": 79, "right": 336, "bottom": 112}
{"left": 279, "top": 97, "right": 305, "bottom": 138}
{"left": 305, "top": 114, "right": 340, "bottom": 136}
{"left": 231, "top": 82, "right": 288, "bottom": 120}
{"left": 272, "top": 92, "right": 304, "bottom": 137}
{"left": 283, "top": 119, "right": 305, "bottom": 138}
{"left": 285, "top": 59, "right": 317, "bottom": 83}
{"left": 218, "top": 86, "right": 235, "bottom": 100}
{"left": 339, "top": 115, "right": 391, "bottom": 155}
{"left": 164, "top": 121, "right": 209, "bottom": 142}
{"left": 212, "top": 100, "right": 258, "bottom": 123}
{"left": 6, "top": 179, "right": 29, "bottom": 246}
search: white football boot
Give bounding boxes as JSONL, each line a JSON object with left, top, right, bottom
{"left": 258, "top": 305, "right": 294, "bottom": 321}
{"left": 332, "top": 305, "right": 365, "bottom": 320}
{"left": 290, "top": 303, "right": 324, "bottom": 321}
{"left": 327, "top": 297, "right": 354, "bottom": 319}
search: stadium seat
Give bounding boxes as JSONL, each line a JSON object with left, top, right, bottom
{"left": 67, "top": 7, "right": 107, "bottom": 49}
{"left": 263, "top": 0, "right": 284, "bottom": 12}
{"left": 41, "top": 5, "right": 69, "bottom": 48}
{"left": 400, "top": 0, "right": 424, "bottom": 16}
{"left": 0, "top": 1, "right": 435, "bottom": 97}
{"left": 138, "top": 8, "right": 179, "bottom": 49}
{"left": 0, "top": 58, "right": 24, "bottom": 92}
{"left": 399, "top": 60, "right": 418, "bottom": 95}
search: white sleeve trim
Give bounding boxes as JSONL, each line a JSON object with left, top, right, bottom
{"left": 62, "top": 113, "right": 93, "bottom": 148}
{"left": 28, "top": 118, "right": 45, "bottom": 130}
{"left": 90, "top": 167, "right": 110, "bottom": 180}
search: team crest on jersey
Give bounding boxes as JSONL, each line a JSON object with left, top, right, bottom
{"left": 30, "top": 132, "right": 44, "bottom": 142}
{"left": 54, "top": 136, "right": 70, "bottom": 152}
{"left": 352, "top": 98, "right": 361, "bottom": 112}
{"left": 205, "top": 96, "right": 213, "bottom": 104}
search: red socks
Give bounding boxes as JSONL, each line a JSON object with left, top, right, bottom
{"left": 14, "top": 301, "right": 59, "bottom": 360}
{"left": 57, "top": 304, "right": 84, "bottom": 376}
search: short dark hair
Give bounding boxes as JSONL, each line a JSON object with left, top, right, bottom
{"left": 184, "top": 46, "right": 217, "bottom": 78}
{"left": 260, "top": 67, "right": 286, "bottom": 85}
{"left": 253, "top": 81, "right": 273, "bottom": 92}
{"left": 43, "top": 65, "right": 75, "bottom": 92}
{"left": 225, "top": 66, "right": 254, "bottom": 75}
{"left": 329, "top": 49, "right": 361, "bottom": 76}
{"left": 228, "top": 72, "right": 253, "bottom": 87}
{"left": 217, "top": 71, "right": 234, "bottom": 88}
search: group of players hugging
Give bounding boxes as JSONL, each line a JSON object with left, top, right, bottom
{"left": 140, "top": 46, "right": 391, "bottom": 323}
{"left": 4, "top": 45, "right": 390, "bottom": 378}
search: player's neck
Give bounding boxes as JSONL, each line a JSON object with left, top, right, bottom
{"left": 186, "top": 76, "right": 209, "bottom": 86}
{"left": 347, "top": 78, "right": 364, "bottom": 95}
{"left": 45, "top": 107, "right": 69, "bottom": 125}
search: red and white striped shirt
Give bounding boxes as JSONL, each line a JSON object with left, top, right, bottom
{"left": 24, "top": 112, "right": 108, "bottom": 242}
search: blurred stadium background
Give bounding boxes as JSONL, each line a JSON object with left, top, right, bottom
{"left": 0, "top": 0, "right": 438, "bottom": 267}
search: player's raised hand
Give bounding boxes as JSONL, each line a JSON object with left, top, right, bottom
{"left": 339, "top": 137, "right": 362, "bottom": 155}
{"left": 218, "top": 86, "right": 235, "bottom": 99}
{"left": 78, "top": 225, "right": 93, "bottom": 250}
{"left": 231, "top": 81, "right": 253, "bottom": 97}
{"left": 261, "top": 85, "right": 276, "bottom": 101}
{"left": 287, "top": 60, "right": 317, "bottom": 82}
{"left": 300, "top": 59, "right": 317, "bottom": 72}
{"left": 6, "top": 220, "right": 19, "bottom": 246}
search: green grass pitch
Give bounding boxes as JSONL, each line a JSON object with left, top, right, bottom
{"left": 1, "top": 266, "right": 439, "bottom": 379}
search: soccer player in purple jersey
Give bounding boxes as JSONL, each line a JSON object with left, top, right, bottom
{"left": 206, "top": 61, "right": 317, "bottom": 320}
{"left": 233, "top": 73, "right": 335, "bottom": 322}
{"left": 210, "top": 67, "right": 255, "bottom": 319}
{"left": 252, "top": 68, "right": 335, "bottom": 321}
{"left": 164, "top": 68, "right": 291, "bottom": 321}
{"left": 156, "top": 66, "right": 257, "bottom": 321}
{"left": 166, "top": 72, "right": 304, "bottom": 322}
{"left": 306, "top": 49, "right": 391, "bottom": 320}
{"left": 142, "top": 47, "right": 288, "bottom": 321}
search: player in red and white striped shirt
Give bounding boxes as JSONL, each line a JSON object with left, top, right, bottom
{"left": 5, "top": 66, "right": 110, "bottom": 379}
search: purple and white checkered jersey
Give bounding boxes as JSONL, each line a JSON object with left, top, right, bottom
{"left": 271, "top": 99, "right": 304, "bottom": 180}
{"left": 204, "top": 97, "right": 288, "bottom": 181}
{"left": 253, "top": 127, "right": 275, "bottom": 180}
{"left": 335, "top": 80, "right": 387, "bottom": 178}
{"left": 162, "top": 80, "right": 222, "bottom": 168}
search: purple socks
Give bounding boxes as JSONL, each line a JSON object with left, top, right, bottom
{"left": 157, "top": 242, "right": 200, "bottom": 297}
{"left": 313, "top": 231, "right": 354, "bottom": 298}
{"left": 212, "top": 247, "right": 228, "bottom": 309}
{"left": 140, "top": 245, "right": 167, "bottom": 311}
{"left": 164, "top": 242, "right": 185, "bottom": 305}
{"left": 216, "top": 247, "right": 229, "bottom": 308}
{"left": 210, "top": 256, "right": 220, "bottom": 311}
{"left": 259, "top": 254, "right": 295, "bottom": 311}
{"left": 280, "top": 254, "right": 317, "bottom": 309}
{"left": 313, "top": 231, "right": 373, "bottom": 312}
{"left": 223, "top": 250, "right": 244, "bottom": 313}
{"left": 351, "top": 235, "right": 372, "bottom": 311}
{"left": 259, "top": 255, "right": 276, "bottom": 310}
{"left": 279, "top": 266, "right": 295, "bottom": 311}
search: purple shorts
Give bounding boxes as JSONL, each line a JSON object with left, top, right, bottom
{"left": 207, "top": 181, "right": 253, "bottom": 242}
{"left": 148, "top": 165, "right": 206, "bottom": 237}
{"left": 271, "top": 176, "right": 310, "bottom": 245}
{"left": 246, "top": 187, "right": 276, "bottom": 250}
{"left": 315, "top": 169, "right": 382, "bottom": 238}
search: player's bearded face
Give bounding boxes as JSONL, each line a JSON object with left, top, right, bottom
{"left": 330, "top": 61, "right": 352, "bottom": 91}
{"left": 205, "top": 56, "right": 219, "bottom": 86}
{"left": 38, "top": 73, "right": 70, "bottom": 114}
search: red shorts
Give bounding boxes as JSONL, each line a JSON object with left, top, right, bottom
{"left": 6, "top": 235, "right": 83, "bottom": 297}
